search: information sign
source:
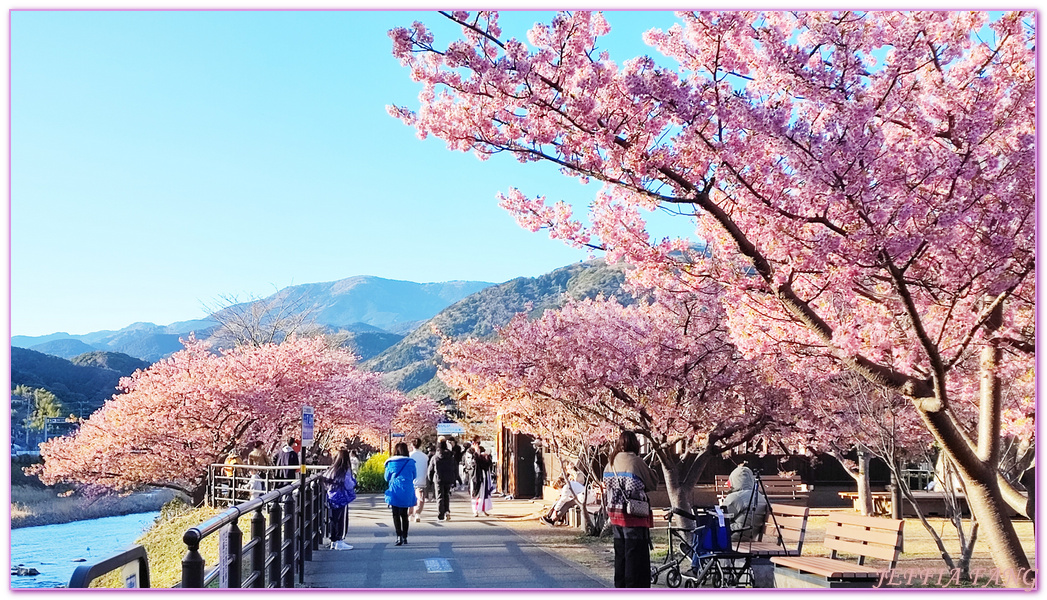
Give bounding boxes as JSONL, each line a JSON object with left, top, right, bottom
{"left": 436, "top": 423, "right": 465, "bottom": 435}
{"left": 301, "top": 406, "right": 315, "bottom": 448}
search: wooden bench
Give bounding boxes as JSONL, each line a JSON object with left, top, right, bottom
{"left": 770, "top": 512, "right": 905, "bottom": 588}
{"left": 737, "top": 503, "right": 810, "bottom": 557}
{"left": 715, "top": 474, "right": 810, "bottom": 505}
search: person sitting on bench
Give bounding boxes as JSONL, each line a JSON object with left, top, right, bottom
{"left": 721, "top": 464, "right": 768, "bottom": 541}
{"left": 540, "top": 474, "right": 587, "bottom": 525}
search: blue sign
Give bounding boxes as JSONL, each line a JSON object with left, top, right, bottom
{"left": 302, "top": 406, "right": 315, "bottom": 448}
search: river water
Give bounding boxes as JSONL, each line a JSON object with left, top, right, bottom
{"left": 10, "top": 512, "right": 160, "bottom": 588}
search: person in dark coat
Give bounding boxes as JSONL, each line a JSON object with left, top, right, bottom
{"left": 274, "top": 437, "right": 300, "bottom": 482}
{"left": 469, "top": 446, "right": 494, "bottom": 517}
{"left": 427, "top": 438, "right": 458, "bottom": 520}
{"left": 451, "top": 439, "right": 464, "bottom": 490}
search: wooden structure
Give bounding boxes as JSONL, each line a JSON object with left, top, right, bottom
{"left": 836, "top": 490, "right": 990, "bottom": 518}
{"left": 771, "top": 512, "right": 905, "bottom": 588}
{"left": 715, "top": 474, "right": 810, "bottom": 505}
{"left": 737, "top": 503, "right": 811, "bottom": 558}
{"left": 496, "top": 418, "right": 539, "bottom": 498}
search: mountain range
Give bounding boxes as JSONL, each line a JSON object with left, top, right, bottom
{"left": 12, "top": 276, "right": 493, "bottom": 362}
{"left": 11, "top": 261, "right": 633, "bottom": 411}
{"left": 363, "top": 259, "right": 632, "bottom": 399}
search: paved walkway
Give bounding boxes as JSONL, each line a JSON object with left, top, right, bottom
{"left": 302, "top": 491, "right": 607, "bottom": 588}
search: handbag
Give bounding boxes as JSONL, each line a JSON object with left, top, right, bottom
{"left": 612, "top": 467, "right": 651, "bottom": 518}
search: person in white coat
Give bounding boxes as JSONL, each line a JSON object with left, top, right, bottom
{"left": 721, "top": 464, "right": 768, "bottom": 541}
{"left": 540, "top": 473, "right": 587, "bottom": 525}
{"left": 408, "top": 438, "right": 430, "bottom": 522}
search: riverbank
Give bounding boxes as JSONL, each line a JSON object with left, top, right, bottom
{"left": 11, "top": 485, "right": 183, "bottom": 529}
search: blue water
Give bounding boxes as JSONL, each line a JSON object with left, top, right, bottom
{"left": 10, "top": 512, "right": 160, "bottom": 588}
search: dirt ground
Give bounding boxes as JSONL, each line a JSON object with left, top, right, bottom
{"left": 492, "top": 496, "right": 1038, "bottom": 589}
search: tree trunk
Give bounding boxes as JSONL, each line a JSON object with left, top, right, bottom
{"left": 889, "top": 467, "right": 902, "bottom": 520}
{"left": 963, "top": 477, "right": 1031, "bottom": 587}
{"left": 832, "top": 451, "right": 873, "bottom": 516}
{"left": 855, "top": 451, "right": 874, "bottom": 516}
{"left": 658, "top": 451, "right": 711, "bottom": 529}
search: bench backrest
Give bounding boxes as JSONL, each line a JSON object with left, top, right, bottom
{"left": 759, "top": 503, "right": 810, "bottom": 553}
{"left": 715, "top": 474, "right": 809, "bottom": 502}
{"left": 825, "top": 512, "right": 905, "bottom": 569}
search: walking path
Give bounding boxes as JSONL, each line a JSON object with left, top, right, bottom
{"left": 302, "top": 491, "right": 608, "bottom": 588}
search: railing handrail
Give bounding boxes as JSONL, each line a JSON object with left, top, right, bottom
{"left": 185, "top": 476, "right": 318, "bottom": 544}
{"left": 209, "top": 463, "right": 329, "bottom": 470}
{"left": 68, "top": 472, "right": 329, "bottom": 589}
{"left": 68, "top": 544, "right": 150, "bottom": 588}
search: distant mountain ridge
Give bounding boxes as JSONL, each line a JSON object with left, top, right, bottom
{"left": 11, "top": 348, "right": 150, "bottom": 415}
{"left": 13, "top": 276, "right": 494, "bottom": 362}
{"left": 362, "top": 259, "right": 634, "bottom": 399}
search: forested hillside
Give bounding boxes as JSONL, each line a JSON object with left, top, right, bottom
{"left": 11, "top": 348, "right": 148, "bottom": 413}
{"left": 362, "top": 259, "right": 632, "bottom": 399}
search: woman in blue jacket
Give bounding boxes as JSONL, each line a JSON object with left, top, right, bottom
{"left": 385, "top": 442, "right": 418, "bottom": 546}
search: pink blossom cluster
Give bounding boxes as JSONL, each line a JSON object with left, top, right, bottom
{"left": 439, "top": 294, "right": 786, "bottom": 462}
{"left": 33, "top": 336, "right": 418, "bottom": 496}
{"left": 390, "top": 10, "right": 1034, "bottom": 462}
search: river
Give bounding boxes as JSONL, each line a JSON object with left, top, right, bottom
{"left": 10, "top": 511, "right": 159, "bottom": 588}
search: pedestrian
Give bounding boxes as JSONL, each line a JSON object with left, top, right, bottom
{"left": 541, "top": 473, "right": 587, "bottom": 525}
{"left": 461, "top": 441, "right": 475, "bottom": 490}
{"left": 428, "top": 437, "right": 457, "bottom": 521}
{"left": 425, "top": 444, "right": 437, "bottom": 501}
{"left": 246, "top": 440, "right": 272, "bottom": 490}
{"left": 349, "top": 450, "right": 360, "bottom": 477}
{"left": 321, "top": 448, "right": 357, "bottom": 551}
{"left": 604, "top": 430, "right": 658, "bottom": 588}
{"left": 274, "top": 437, "right": 300, "bottom": 483}
{"left": 315, "top": 447, "right": 333, "bottom": 466}
{"left": 534, "top": 440, "right": 546, "bottom": 499}
{"left": 247, "top": 440, "right": 271, "bottom": 467}
{"left": 385, "top": 442, "right": 418, "bottom": 546}
{"left": 470, "top": 445, "right": 494, "bottom": 517}
{"left": 409, "top": 438, "right": 430, "bottom": 522}
{"left": 451, "top": 438, "right": 464, "bottom": 491}
{"left": 221, "top": 450, "right": 243, "bottom": 502}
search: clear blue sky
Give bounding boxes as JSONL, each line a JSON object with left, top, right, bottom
{"left": 10, "top": 9, "right": 693, "bottom": 337}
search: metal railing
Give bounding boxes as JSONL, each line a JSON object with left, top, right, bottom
{"left": 70, "top": 473, "right": 329, "bottom": 589}
{"left": 68, "top": 544, "right": 151, "bottom": 588}
{"left": 182, "top": 472, "right": 327, "bottom": 588}
{"left": 207, "top": 463, "right": 329, "bottom": 507}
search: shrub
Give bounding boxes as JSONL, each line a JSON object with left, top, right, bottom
{"left": 355, "top": 453, "right": 389, "bottom": 493}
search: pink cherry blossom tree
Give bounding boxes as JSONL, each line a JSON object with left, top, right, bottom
{"left": 440, "top": 294, "right": 788, "bottom": 516}
{"left": 32, "top": 336, "right": 409, "bottom": 504}
{"left": 390, "top": 10, "right": 1035, "bottom": 582}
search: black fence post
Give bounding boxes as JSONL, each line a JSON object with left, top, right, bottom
{"left": 315, "top": 480, "right": 325, "bottom": 550}
{"left": 303, "top": 482, "right": 313, "bottom": 561}
{"left": 269, "top": 500, "right": 283, "bottom": 587}
{"left": 181, "top": 529, "right": 205, "bottom": 588}
{"left": 251, "top": 505, "right": 266, "bottom": 588}
{"left": 226, "top": 518, "right": 243, "bottom": 588}
{"left": 282, "top": 491, "right": 296, "bottom": 588}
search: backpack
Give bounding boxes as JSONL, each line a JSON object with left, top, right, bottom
{"left": 327, "top": 471, "right": 357, "bottom": 508}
